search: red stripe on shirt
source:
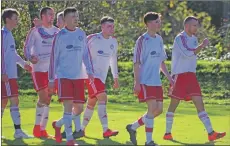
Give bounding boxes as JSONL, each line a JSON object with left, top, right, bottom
{"left": 180, "top": 35, "right": 196, "bottom": 51}
{"left": 136, "top": 36, "right": 144, "bottom": 63}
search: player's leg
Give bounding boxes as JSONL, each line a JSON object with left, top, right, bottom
{"left": 163, "top": 98, "right": 180, "bottom": 140}
{"left": 39, "top": 73, "right": 52, "bottom": 138}
{"left": 7, "top": 79, "right": 30, "bottom": 138}
{"left": 81, "top": 97, "right": 97, "bottom": 132}
{"left": 72, "top": 103, "right": 85, "bottom": 139}
{"left": 145, "top": 99, "right": 158, "bottom": 145}
{"left": 192, "top": 96, "right": 226, "bottom": 141}
{"left": 96, "top": 92, "right": 119, "bottom": 138}
{"left": 31, "top": 72, "right": 50, "bottom": 138}
{"left": 52, "top": 78, "right": 75, "bottom": 143}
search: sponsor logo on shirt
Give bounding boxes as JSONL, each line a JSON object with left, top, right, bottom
{"left": 66, "top": 45, "right": 82, "bottom": 51}
{"left": 97, "top": 50, "right": 110, "bottom": 57}
{"left": 150, "top": 51, "right": 160, "bottom": 57}
{"left": 42, "top": 40, "right": 48, "bottom": 44}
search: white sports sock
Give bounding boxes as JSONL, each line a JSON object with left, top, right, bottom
{"left": 131, "top": 113, "right": 146, "bottom": 130}
{"left": 63, "top": 112, "right": 73, "bottom": 141}
{"left": 145, "top": 114, "right": 154, "bottom": 143}
{"left": 40, "top": 106, "right": 49, "bottom": 130}
{"left": 166, "top": 112, "right": 174, "bottom": 133}
{"left": 198, "top": 111, "right": 213, "bottom": 134}
{"left": 81, "top": 105, "right": 94, "bottom": 130}
{"left": 35, "top": 106, "right": 44, "bottom": 125}
{"left": 98, "top": 102, "right": 108, "bottom": 132}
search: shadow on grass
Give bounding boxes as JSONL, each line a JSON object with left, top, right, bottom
{"left": 40, "top": 138, "right": 93, "bottom": 145}
{"left": 170, "top": 139, "right": 216, "bottom": 145}
{"left": 96, "top": 137, "right": 124, "bottom": 145}
{"left": 2, "top": 138, "right": 29, "bottom": 146}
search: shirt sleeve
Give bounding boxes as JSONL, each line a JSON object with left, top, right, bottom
{"left": 133, "top": 36, "right": 144, "bottom": 64}
{"left": 173, "top": 35, "right": 196, "bottom": 58}
{"left": 83, "top": 33, "right": 94, "bottom": 75}
{"left": 110, "top": 41, "right": 119, "bottom": 78}
{"left": 1, "top": 30, "right": 6, "bottom": 74}
{"left": 49, "top": 33, "right": 60, "bottom": 82}
{"left": 24, "top": 27, "right": 36, "bottom": 60}
{"left": 15, "top": 51, "right": 26, "bottom": 68}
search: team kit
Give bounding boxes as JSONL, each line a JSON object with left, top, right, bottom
{"left": 1, "top": 6, "right": 226, "bottom": 146}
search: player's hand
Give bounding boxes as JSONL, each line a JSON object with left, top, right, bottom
{"left": 33, "top": 18, "right": 42, "bottom": 27}
{"left": 30, "top": 55, "right": 39, "bottom": 64}
{"left": 48, "top": 82, "right": 55, "bottom": 96}
{"left": 24, "top": 64, "right": 32, "bottom": 72}
{"left": 1, "top": 74, "right": 8, "bottom": 82}
{"left": 88, "top": 74, "right": 94, "bottom": 84}
{"left": 133, "top": 82, "right": 141, "bottom": 96}
{"left": 113, "top": 78, "right": 119, "bottom": 89}
{"left": 201, "top": 38, "right": 209, "bottom": 48}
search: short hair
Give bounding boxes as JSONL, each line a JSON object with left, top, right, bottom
{"left": 63, "top": 7, "right": 77, "bottom": 17}
{"left": 183, "top": 16, "right": 198, "bottom": 26}
{"left": 143, "top": 12, "right": 161, "bottom": 24}
{"left": 40, "top": 7, "right": 53, "bottom": 19}
{"left": 1, "top": 8, "right": 19, "bottom": 24}
{"left": 100, "top": 16, "right": 114, "bottom": 24}
{"left": 57, "top": 11, "right": 64, "bottom": 19}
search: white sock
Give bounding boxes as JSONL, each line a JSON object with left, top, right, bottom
{"left": 81, "top": 105, "right": 94, "bottom": 130}
{"left": 10, "top": 106, "right": 21, "bottom": 126}
{"left": 63, "top": 112, "right": 73, "bottom": 141}
{"left": 73, "top": 114, "right": 81, "bottom": 132}
{"left": 98, "top": 102, "right": 108, "bottom": 132}
{"left": 145, "top": 114, "right": 154, "bottom": 143}
{"left": 131, "top": 113, "right": 146, "bottom": 130}
{"left": 40, "top": 106, "right": 49, "bottom": 130}
{"left": 166, "top": 112, "right": 174, "bottom": 133}
{"left": 35, "top": 106, "right": 44, "bottom": 125}
{"left": 198, "top": 111, "right": 213, "bottom": 134}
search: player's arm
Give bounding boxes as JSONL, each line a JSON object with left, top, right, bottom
{"left": 110, "top": 41, "right": 119, "bottom": 89}
{"left": 160, "top": 62, "right": 174, "bottom": 85}
{"left": 174, "top": 35, "right": 208, "bottom": 57}
{"left": 194, "top": 38, "right": 209, "bottom": 55}
{"left": 48, "top": 34, "right": 60, "bottom": 94}
{"left": 49, "top": 34, "right": 60, "bottom": 83}
{"left": 14, "top": 51, "right": 31, "bottom": 72}
{"left": 133, "top": 38, "right": 142, "bottom": 95}
{"left": 23, "top": 28, "right": 38, "bottom": 63}
{"left": 83, "top": 34, "right": 94, "bottom": 81}
{"left": 1, "top": 31, "right": 8, "bottom": 82}
{"left": 159, "top": 38, "right": 174, "bottom": 85}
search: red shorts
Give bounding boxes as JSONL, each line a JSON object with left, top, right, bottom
{"left": 1, "top": 79, "right": 18, "bottom": 99}
{"left": 168, "top": 72, "right": 202, "bottom": 101}
{"left": 58, "top": 78, "right": 85, "bottom": 103}
{"left": 86, "top": 78, "right": 106, "bottom": 98}
{"left": 138, "top": 85, "right": 163, "bottom": 102}
{"left": 31, "top": 72, "right": 48, "bottom": 92}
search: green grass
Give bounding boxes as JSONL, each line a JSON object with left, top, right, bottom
{"left": 2, "top": 99, "right": 230, "bottom": 145}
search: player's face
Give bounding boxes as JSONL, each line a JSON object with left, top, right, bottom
{"left": 56, "top": 16, "right": 65, "bottom": 29}
{"left": 101, "top": 22, "right": 114, "bottom": 36}
{"left": 65, "top": 12, "right": 79, "bottom": 27}
{"left": 42, "top": 9, "right": 55, "bottom": 24}
{"left": 8, "top": 14, "right": 19, "bottom": 28}
{"left": 188, "top": 19, "right": 199, "bottom": 35}
{"left": 146, "top": 18, "right": 161, "bottom": 32}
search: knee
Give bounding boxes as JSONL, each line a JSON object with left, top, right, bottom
{"left": 156, "top": 107, "right": 163, "bottom": 115}
{"left": 10, "top": 97, "right": 19, "bottom": 107}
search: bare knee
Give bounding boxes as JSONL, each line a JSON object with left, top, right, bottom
{"left": 87, "top": 98, "right": 97, "bottom": 108}
{"left": 9, "top": 97, "right": 19, "bottom": 107}
{"left": 96, "top": 93, "right": 107, "bottom": 102}
{"left": 73, "top": 103, "right": 84, "bottom": 115}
